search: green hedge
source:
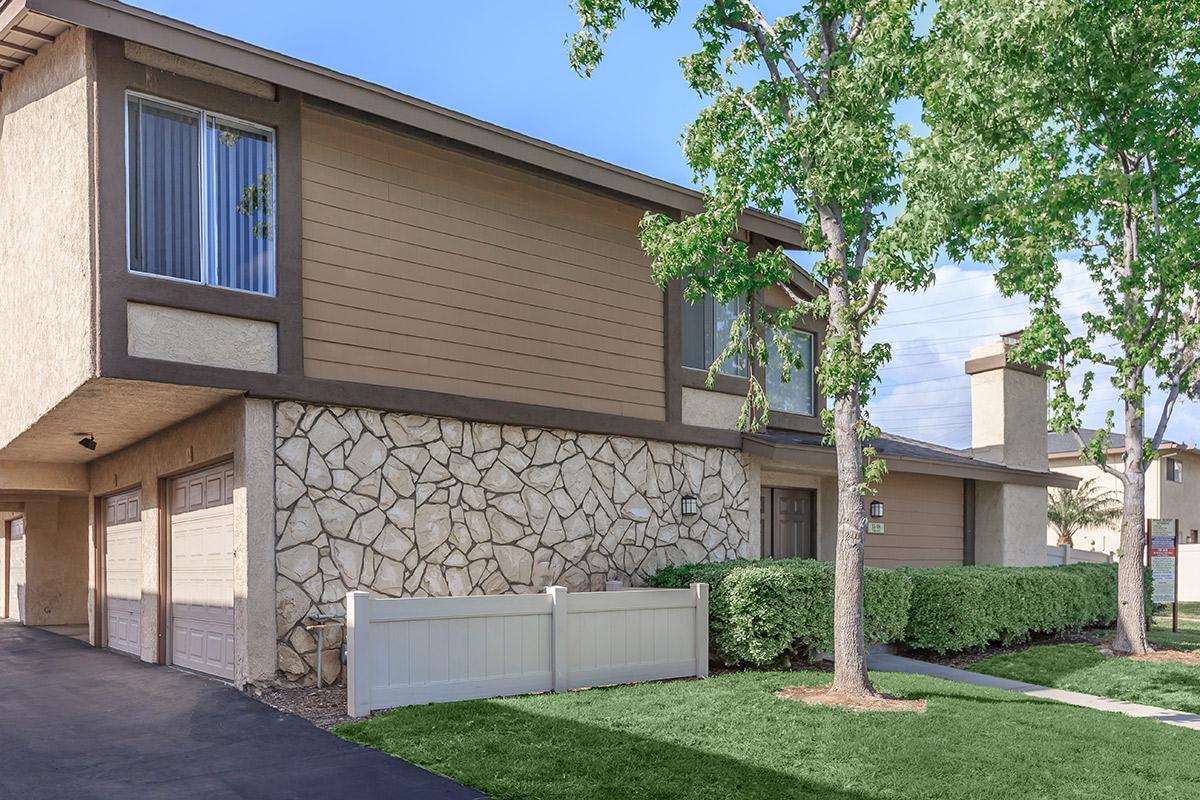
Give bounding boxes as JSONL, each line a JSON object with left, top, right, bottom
{"left": 901, "top": 563, "right": 1126, "bottom": 654}
{"left": 648, "top": 559, "right": 911, "bottom": 665}
{"left": 650, "top": 559, "right": 1136, "bottom": 663}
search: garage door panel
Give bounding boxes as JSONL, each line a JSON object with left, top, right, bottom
{"left": 105, "top": 490, "right": 142, "bottom": 657}
{"left": 170, "top": 463, "right": 235, "bottom": 681}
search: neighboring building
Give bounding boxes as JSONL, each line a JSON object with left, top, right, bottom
{"left": 0, "top": 0, "right": 1071, "bottom": 689}
{"left": 1047, "top": 432, "right": 1200, "bottom": 554}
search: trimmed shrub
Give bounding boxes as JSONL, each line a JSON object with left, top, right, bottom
{"left": 650, "top": 559, "right": 1138, "bottom": 662}
{"left": 901, "top": 563, "right": 1132, "bottom": 653}
{"left": 648, "top": 558, "right": 911, "bottom": 665}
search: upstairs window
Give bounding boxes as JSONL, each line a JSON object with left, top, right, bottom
{"left": 127, "top": 93, "right": 276, "bottom": 295}
{"left": 765, "top": 327, "right": 815, "bottom": 416}
{"left": 682, "top": 294, "right": 748, "bottom": 378}
{"left": 1166, "top": 457, "right": 1183, "bottom": 483}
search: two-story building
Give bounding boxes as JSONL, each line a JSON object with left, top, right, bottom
{"left": 0, "top": 0, "right": 1072, "bottom": 688}
{"left": 1048, "top": 431, "right": 1199, "bottom": 600}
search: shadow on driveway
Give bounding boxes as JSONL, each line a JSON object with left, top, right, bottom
{"left": 0, "top": 623, "right": 486, "bottom": 799}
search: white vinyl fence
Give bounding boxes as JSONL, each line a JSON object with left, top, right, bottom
{"left": 346, "top": 583, "right": 709, "bottom": 716}
{"left": 1047, "top": 545, "right": 1114, "bottom": 566}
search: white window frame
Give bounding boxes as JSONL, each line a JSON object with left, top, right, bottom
{"left": 124, "top": 91, "right": 278, "bottom": 297}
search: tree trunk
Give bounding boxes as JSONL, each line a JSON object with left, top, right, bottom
{"left": 829, "top": 393, "right": 874, "bottom": 697}
{"left": 1112, "top": 391, "right": 1150, "bottom": 655}
{"left": 1056, "top": 532, "right": 1073, "bottom": 547}
{"left": 820, "top": 208, "right": 877, "bottom": 699}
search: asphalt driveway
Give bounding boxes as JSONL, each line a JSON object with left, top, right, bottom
{"left": 0, "top": 622, "right": 487, "bottom": 799}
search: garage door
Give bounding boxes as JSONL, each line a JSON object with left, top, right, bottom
{"left": 104, "top": 490, "right": 142, "bottom": 657}
{"left": 170, "top": 463, "right": 235, "bottom": 680}
{"left": 8, "top": 517, "right": 24, "bottom": 623}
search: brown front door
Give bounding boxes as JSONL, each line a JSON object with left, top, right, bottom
{"left": 761, "top": 488, "right": 816, "bottom": 559}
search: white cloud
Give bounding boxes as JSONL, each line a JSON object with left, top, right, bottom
{"left": 865, "top": 261, "right": 1200, "bottom": 450}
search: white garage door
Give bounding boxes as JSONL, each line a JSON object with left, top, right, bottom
{"left": 170, "top": 463, "right": 235, "bottom": 680}
{"left": 7, "top": 517, "right": 24, "bottom": 623}
{"left": 104, "top": 490, "right": 142, "bottom": 657}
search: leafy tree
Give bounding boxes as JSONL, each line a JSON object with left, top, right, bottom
{"left": 1048, "top": 478, "right": 1123, "bottom": 547}
{"left": 568, "top": 0, "right": 942, "bottom": 698}
{"left": 924, "top": 0, "right": 1200, "bottom": 653}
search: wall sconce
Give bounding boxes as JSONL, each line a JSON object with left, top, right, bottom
{"left": 680, "top": 495, "right": 699, "bottom": 517}
{"left": 869, "top": 500, "right": 884, "bottom": 518}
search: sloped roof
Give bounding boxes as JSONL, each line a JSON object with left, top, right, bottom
{"left": 4, "top": 0, "right": 810, "bottom": 248}
{"left": 746, "top": 428, "right": 1078, "bottom": 488}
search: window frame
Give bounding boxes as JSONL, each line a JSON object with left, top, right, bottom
{"left": 680, "top": 292, "right": 750, "bottom": 379}
{"left": 1166, "top": 457, "right": 1183, "bottom": 483}
{"left": 763, "top": 325, "right": 817, "bottom": 418}
{"left": 124, "top": 90, "right": 279, "bottom": 297}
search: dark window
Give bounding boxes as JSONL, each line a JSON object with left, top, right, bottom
{"left": 765, "top": 327, "right": 816, "bottom": 416}
{"left": 681, "top": 294, "right": 747, "bottom": 377}
{"left": 1166, "top": 457, "right": 1183, "bottom": 483}
{"left": 127, "top": 94, "right": 276, "bottom": 295}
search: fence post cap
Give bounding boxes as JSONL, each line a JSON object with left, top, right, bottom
{"left": 545, "top": 585, "right": 569, "bottom": 594}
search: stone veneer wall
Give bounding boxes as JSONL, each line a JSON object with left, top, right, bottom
{"left": 273, "top": 402, "right": 752, "bottom": 683}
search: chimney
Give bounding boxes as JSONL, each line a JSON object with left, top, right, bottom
{"left": 965, "top": 332, "right": 1048, "bottom": 471}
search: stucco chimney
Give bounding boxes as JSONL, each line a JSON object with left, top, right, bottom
{"left": 965, "top": 333, "right": 1048, "bottom": 471}
{"left": 964, "top": 333, "right": 1050, "bottom": 566}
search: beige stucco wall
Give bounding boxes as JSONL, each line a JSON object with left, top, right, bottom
{"left": 1046, "top": 458, "right": 1125, "bottom": 554}
{"left": 681, "top": 387, "right": 745, "bottom": 430}
{"left": 0, "top": 27, "right": 96, "bottom": 450}
{"left": 20, "top": 496, "right": 90, "bottom": 626}
{"left": 127, "top": 303, "right": 279, "bottom": 373}
{"left": 1156, "top": 451, "right": 1200, "bottom": 543}
{"left": 86, "top": 399, "right": 277, "bottom": 685}
{"left": 976, "top": 481, "right": 1048, "bottom": 566}
{"left": 969, "top": 342, "right": 1048, "bottom": 472}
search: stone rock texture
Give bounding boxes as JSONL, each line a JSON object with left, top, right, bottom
{"left": 274, "top": 401, "right": 752, "bottom": 684}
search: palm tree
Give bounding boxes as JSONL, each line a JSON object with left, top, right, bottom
{"left": 1048, "top": 478, "right": 1123, "bottom": 547}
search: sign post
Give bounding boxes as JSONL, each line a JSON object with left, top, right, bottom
{"left": 1147, "top": 518, "right": 1180, "bottom": 633}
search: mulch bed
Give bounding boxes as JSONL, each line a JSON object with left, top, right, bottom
{"left": 255, "top": 686, "right": 353, "bottom": 729}
{"left": 775, "top": 684, "right": 927, "bottom": 713}
{"left": 1128, "top": 650, "right": 1200, "bottom": 665}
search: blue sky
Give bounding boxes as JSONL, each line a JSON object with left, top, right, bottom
{"left": 130, "top": 1, "right": 1195, "bottom": 450}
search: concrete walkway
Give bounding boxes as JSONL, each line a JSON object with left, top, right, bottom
{"left": 0, "top": 623, "right": 487, "bottom": 799}
{"left": 869, "top": 652, "right": 1200, "bottom": 731}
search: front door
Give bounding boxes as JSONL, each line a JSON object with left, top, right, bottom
{"left": 104, "top": 489, "right": 142, "bottom": 657}
{"left": 761, "top": 488, "right": 816, "bottom": 559}
{"left": 170, "top": 463, "right": 235, "bottom": 680}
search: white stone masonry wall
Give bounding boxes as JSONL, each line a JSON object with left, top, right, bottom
{"left": 274, "top": 402, "right": 751, "bottom": 683}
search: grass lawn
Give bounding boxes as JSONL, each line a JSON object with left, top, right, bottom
{"left": 971, "top": 620, "right": 1200, "bottom": 715}
{"left": 334, "top": 670, "right": 1198, "bottom": 800}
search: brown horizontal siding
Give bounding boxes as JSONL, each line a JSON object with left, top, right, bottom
{"left": 866, "top": 473, "right": 964, "bottom": 568}
{"left": 300, "top": 105, "right": 665, "bottom": 420}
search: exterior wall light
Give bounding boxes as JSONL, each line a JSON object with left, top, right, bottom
{"left": 680, "top": 495, "right": 698, "bottom": 517}
{"left": 869, "top": 500, "right": 884, "bottom": 518}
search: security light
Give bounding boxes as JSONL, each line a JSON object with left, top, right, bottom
{"left": 869, "top": 500, "right": 884, "bottom": 518}
{"left": 680, "top": 495, "right": 698, "bottom": 517}
{"left": 77, "top": 435, "right": 97, "bottom": 451}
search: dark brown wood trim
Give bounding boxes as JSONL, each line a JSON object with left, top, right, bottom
{"left": 93, "top": 494, "right": 105, "bottom": 648}
{"left": 679, "top": 367, "right": 750, "bottom": 396}
{"left": 2, "top": 518, "right": 10, "bottom": 620}
{"left": 92, "top": 32, "right": 304, "bottom": 383}
{"left": 105, "top": 356, "right": 745, "bottom": 450}
{"left": 664, "top": 280, "right": 683, "bottom": 424}
{"left": 156, "top": 475, "right": 168, "bottom": 665}
{"left": 963, "top": 478, "right": 976, "bottom": 565}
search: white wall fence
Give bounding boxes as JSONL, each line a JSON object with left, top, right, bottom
{"left": 1047, "top": 545, "right": 1114, "bottom": 566}
{"left": 346, "top": 584, "right": 709, "bottom": 717}
{"left": 1180, "top": 544, "right": 1199, "bottom": 603}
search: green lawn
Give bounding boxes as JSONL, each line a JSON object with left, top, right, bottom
{"left": 335, "top": 670, "right": 1198, "bottom": 800}
{"left": 970, "top": 620, "right": 1200, "bottom": 715}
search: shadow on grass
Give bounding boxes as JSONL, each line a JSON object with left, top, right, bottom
{"left": 338, "top": 700, "right": 883, "bottom": 800}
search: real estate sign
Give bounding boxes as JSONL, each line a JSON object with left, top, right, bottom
{"left": 1148, "top": 518, "right": 1179, "bottom": 605}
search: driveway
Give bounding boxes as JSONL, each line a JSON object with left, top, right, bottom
{"left": 0, "top": 623, "right": 487, "bottom": 799}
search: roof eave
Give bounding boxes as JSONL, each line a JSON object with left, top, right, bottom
{"left": 29, "top": 0, "right": 810, "bottom": 247}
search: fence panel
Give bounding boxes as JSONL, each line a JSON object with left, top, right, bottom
{"left": 348, "top": 583, "right": 708, "bottom": 716}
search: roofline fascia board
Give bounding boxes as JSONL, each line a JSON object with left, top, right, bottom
{"left": 746, "top": 437, "right": 1079, "bottom": 488}
{"left": 29, "top": 0, "right": 809, "bottom": 247}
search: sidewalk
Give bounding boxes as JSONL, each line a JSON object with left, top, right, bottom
{"left": 868, "top": 652, "right": 1200, "bottom": 731}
